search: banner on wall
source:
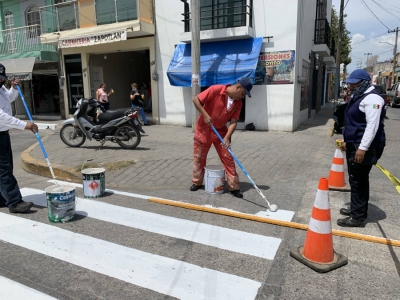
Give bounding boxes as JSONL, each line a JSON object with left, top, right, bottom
{"left": 255, "top": 50, "right": 295, "bottom": 85}
{"left": 58, "top": 30, "right": 127, "bottom": 48}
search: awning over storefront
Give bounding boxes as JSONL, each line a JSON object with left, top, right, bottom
{"left": 167, "top": 37, "right": 263, "bottom": 87}
{"left": 381, "top": 71, "right": 391, "bottom": 77}
{"left": 0, "top": 57, "right": 36, "bottom": 80}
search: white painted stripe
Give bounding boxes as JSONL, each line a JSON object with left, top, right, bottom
{"left": 0, "top": 213, "right": 261, "bottom": 300}
{"left": 48, "top": 179, "right": 295, "bottom": 222}
{"left": 308, "top": 217, "right": 332, "bottom": 234}
{"left": 334, "top": 149, "right": 344, "bottom": 159}
{"left": 37, "top": 123, "right": 56, "bottom": 130}
{"left": 21, "top": 188, "right": 282, "bottom": 260}
{"left": 330, "top": 163, "right": 344, "bottom": 172}
{"left": 313, "top": 190, "right": 330, "bottom": 210}
{"left": 0, "top": 276, "right": 57, "bottom": 300}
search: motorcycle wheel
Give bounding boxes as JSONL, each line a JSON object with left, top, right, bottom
{"left": 114, "top": 124, "right": 141, "bottom": 149}
{"left": 334, "top": 122, "right": 342, "bottom": 134}
{"left": 60, "top": 124, "right": 86, "bottom": 147}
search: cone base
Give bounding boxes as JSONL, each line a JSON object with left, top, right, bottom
{"left": 290, "top": 246, "right": 348, "bottom": 273}
{"left": 328, "top": 184, "right": 351, "bottom": 192}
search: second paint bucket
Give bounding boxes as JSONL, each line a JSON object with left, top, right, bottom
{"left": 46, "top": 185, "right": 76, "bottom": 223}
{"left": 204, "top": 165, "right": 225, "bottom": 194}
{"left": 82, "top": 167, "right": 106, "bottom": 198}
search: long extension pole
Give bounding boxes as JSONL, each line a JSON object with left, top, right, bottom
{"left": 16, "top": 85, "right": 56, "bottom": 180}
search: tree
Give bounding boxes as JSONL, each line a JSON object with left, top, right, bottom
{"left": 331, "top": 6, "right": 352, "bottom": 75}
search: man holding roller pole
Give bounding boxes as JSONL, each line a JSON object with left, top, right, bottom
{"left": 0, "top": 63, "right": 37, "bottom": 213}
{"left": 190, "top": 77, "right": 253, "bottom": 198}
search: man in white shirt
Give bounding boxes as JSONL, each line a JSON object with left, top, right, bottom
{"left": 0, "top": 63, "right": 38, "bottom": 213}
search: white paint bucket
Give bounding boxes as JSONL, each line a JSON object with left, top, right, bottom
{"left": 204, "top": 165, "right": 225, "bottom": 194}
{"left": 45, "top": 185, "right": 76, "bottom": 223}
{"left": 82, "top": 167, "right": 106, "bottom": 198}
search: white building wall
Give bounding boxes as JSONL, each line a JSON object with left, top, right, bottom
{"left": 155, "top": 0, "right": 330, "bottom": 131}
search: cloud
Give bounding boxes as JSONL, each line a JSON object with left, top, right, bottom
{"left": 351, "top": 33, "right": 365, "bottom": 45}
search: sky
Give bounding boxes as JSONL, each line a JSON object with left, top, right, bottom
{"left": 331, "top": 0, "right": 400, "bottom": 74}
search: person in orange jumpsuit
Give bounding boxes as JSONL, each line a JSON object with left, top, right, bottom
{"left": 190, "top": 78, "right": 253, "bottom": 198}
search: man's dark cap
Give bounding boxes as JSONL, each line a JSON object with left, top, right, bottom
{"left": 0, "top": 64, "right": 6, "bottom": 80}
{"left": 238, "top": 77, "right": 253, "bottom": 97}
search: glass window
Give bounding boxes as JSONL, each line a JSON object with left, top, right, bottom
{"left": 200, "top": 0, "right": 246, "bottom": 30}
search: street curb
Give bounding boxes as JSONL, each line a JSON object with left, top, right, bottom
{"left": 21, "top": 134, "right": 81, "bottom": 183}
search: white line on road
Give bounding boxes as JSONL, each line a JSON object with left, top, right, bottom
{"left": 0, "top": 276, "right": 57, "bottom": 300}
{"left": 46, "top": 179, "right": 295, "bottom": 222}
{"left": 21, "top": 188, "right": 281, "bottom": 260}
{"left": 0, "top": 213, "right": 261, "bottom": 300}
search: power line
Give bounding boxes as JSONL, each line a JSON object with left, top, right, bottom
{"left": 371, "top": 0, "right": 400, "bottom": 21}
{"left": 379, "top": 0, "right": 400, "bottom": 12}
{"left": 360, "top": 0, "right": 390, "bottom": 30}
{"left": 352, "top": 32, "right": 391, "bottom": 45}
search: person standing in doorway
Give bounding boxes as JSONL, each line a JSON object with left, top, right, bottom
{"left": 337, "top": 69, "right": 386, "bottom": 227}
{"left": 130, "top": 83, "right": 148, "bottom": 125}
{"left": 190, "top": 77, "right": 253, "bottom": 198}
{"left": 0, "top": 64, "right": 37, "bottom": 213}
{"left": 96, "top": 83, "right": 112, "bottom": 111}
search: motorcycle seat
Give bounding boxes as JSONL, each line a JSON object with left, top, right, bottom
{"left": 98, "top": 110, "right": 125, "bottom": 123}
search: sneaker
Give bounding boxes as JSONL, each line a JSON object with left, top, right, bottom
{"left": 230, "top": 190, "right": 243, "bottom": 198}
{"left": 9, "top": 201, "right": 34, "bottom": 213}
{"left": 190, "top": 184, "right": 201, "bottom": 191}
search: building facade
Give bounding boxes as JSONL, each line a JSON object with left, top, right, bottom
{"left": 158, "top": 0, "right": 335, "bottom": 131}
{"left": 0, "top": 0, "right": 59, "bottom": 118}
{"left": 38, "top": 0, "right": 334, "bottom": 131}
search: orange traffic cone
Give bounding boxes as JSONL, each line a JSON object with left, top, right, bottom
{"left": 328, "top": 148, "right": 350, "bottom": 191}
{"left": 290, "top": 178, "right": 347, "bottom": 273}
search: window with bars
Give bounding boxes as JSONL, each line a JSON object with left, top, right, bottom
{"left": 26, "top": 5, "right": 41, "bottom": 37}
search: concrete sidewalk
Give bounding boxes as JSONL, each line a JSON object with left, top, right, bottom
{"left": 22, "top": 103, "right": 336, "bottom": 191}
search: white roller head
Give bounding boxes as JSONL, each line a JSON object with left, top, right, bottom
{"left": 269, "top": 204, "right": 278, "bottom": 212}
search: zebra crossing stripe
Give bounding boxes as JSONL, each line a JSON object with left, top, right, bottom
{"left": 0, "top": 275, "right": 57, "bottom": 300}
{"left": 0, "top": 213, "right": 261, "bottom": 300}
{"left": 21, "top": 188, "right": 281, "bottom": 260}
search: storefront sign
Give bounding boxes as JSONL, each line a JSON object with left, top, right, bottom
{"left": 255, "top": 50, "right": 296, "bottom": 85}
{"left": 58, "top": 30, "right": 127, "bottom": 48}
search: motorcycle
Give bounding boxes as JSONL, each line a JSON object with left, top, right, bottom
{"left": 333, "top": 101, "right": 348, "bottom": 134}
{"left": 60, "top": 98, "right": 145, "bottom": 149}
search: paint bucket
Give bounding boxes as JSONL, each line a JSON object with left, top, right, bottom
{"left": 45, "top": 185, "right": 76, "bottom": 223}
{"left": 204, "top": 165, "right": 225, "bottom": 194}
{"left": 82, "top": 167, "right": 106, "bottom": 198}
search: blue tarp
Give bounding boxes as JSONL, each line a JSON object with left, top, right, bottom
{"left": 167, "top": 37, "right": 263, "bottom": 87}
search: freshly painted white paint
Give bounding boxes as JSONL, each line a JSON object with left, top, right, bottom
{"left": 21, "top": 187, "right": 282, "bottom": 260}
{"left": 0, "top": 276, "right": 57, "bottom": 300}
{"left": 0, "top": 213, "right": 261, "bottom": 300}
{"left": 47, "top": 180, "right": 295, "bottom": 223}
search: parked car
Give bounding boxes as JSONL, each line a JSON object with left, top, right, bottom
{"left": 387, "top": 82, "right": 400, "bottom": 107}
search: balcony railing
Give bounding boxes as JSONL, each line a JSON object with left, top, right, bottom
{"left": 182, "top": 0, "right": 253, "bottom": 32}
{"left": 40, "top": 0, "right": 152, "bottom": 34}
{"left": 314, "top": 18, "right": 334, "bottom": 53}
{"left": 0, "top": 25, "right": 57, "bottom": 55}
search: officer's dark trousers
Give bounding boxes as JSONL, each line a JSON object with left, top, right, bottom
{"left": 0, "top": 131, "right": 22, "bottom": 208}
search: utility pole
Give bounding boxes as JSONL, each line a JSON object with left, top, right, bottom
{"left": 364, "top": 53, "right": 372, "bottom": 71}
{"left": 334, "top": 0, "right": 344, "bottom": 101}
{"left": 388, "top": 27, "right": 398, "bottom": 87}
{"left": 191, "top": 0, "right": 200, "bottom": 131}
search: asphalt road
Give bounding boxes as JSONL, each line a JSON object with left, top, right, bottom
{"left": 1, "top": 109, "right": 400, "bottom": 300}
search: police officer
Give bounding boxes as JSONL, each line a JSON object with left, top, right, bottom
{"left": 0, "top": 63, "right": 37, "bottom": 213}
{"left": 337, "top": 69, "right": 386, "bottom": 227}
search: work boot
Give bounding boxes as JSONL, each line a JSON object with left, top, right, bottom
{"left": 339, "top": 208, "right": 367, "bottom": 219}
{"left": 9, "top": 201, "right": 34, "bottom": 213}
{"left": 337, "top": 217, "right": 365, "bottom": 227}
{"left": 230, "top": 190, "right": 243, "bottom": 198}
{"left": 190, "top": 184, "right": 201, "bottom": 191}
